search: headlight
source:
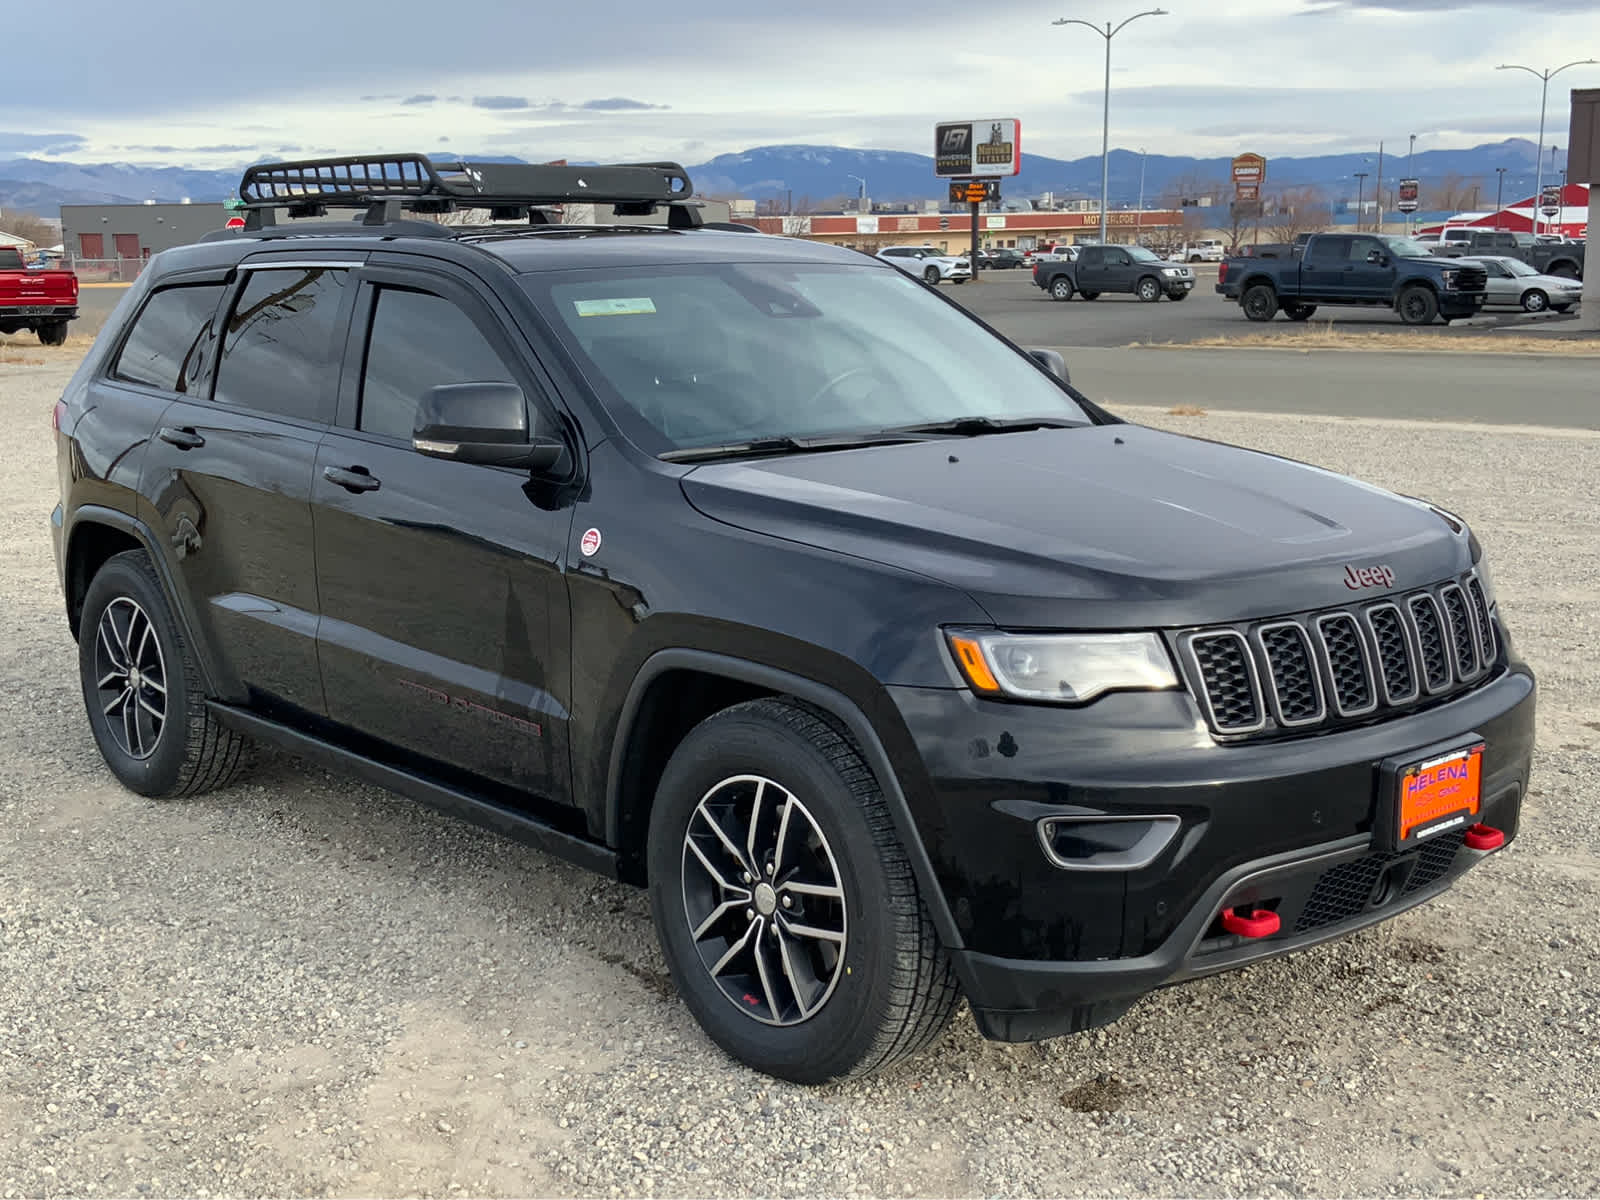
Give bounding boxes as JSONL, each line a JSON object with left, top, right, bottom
{"left": 1161, "top": 267, "right": 1181, "bottom": 276}
{"left": 946, "top": 630, "right": 1179, "bottom": 703}
{"left": 1440, "top": 269, "right": 1460, "bottom": 290}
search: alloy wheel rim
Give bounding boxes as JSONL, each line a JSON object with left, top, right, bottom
{"left": 1526, "top": 292, "right": 1546, "bottom": 311}
{"left": 93, "top": 597, "right": 167, "bottom": 760}
{"left": 680, "top": 775, "right": 848, "bottom": 1027}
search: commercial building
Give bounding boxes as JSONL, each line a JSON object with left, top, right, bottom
{"left": 60, "top": 202, "right": 231, "bottom": 280}
{"left": 1414, "top": 183, "right": 1590, "bottom": 239}
{"left": 730, "top": 208, "right": 1185, "bottom": 253}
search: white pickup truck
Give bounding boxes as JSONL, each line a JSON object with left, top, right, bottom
{"left": 1169, "top": 240, "right": 1225, "bottom": 263}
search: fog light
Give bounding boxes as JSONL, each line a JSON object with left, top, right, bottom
{"left": 1037, "top": 814, "right": 1181, "bottom": 871}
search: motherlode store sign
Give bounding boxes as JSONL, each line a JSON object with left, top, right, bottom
{"left": 934, "top": 120, "right": 1022, "bottom": 178}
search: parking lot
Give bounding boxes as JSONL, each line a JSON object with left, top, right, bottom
{"left": 3, "top": 342, "right": 1597, "bottom": 1198}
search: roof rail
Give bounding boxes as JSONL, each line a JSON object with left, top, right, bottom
{"left": 220, "top": 152, "right": 702, "bottom": 232}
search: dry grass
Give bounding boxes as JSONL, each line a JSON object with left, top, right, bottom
{"left": 1167, "top": 404, "right": 1207, "bottom": 416}
{"left": 1135, "top": 323, "right": 1600, "bottom": 356}
{"left": 0, "top": 331, "right": 97, "bottom": 362}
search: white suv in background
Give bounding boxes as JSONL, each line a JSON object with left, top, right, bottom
{"left": 877, "top": 245, "right": 972, "bottom": 285}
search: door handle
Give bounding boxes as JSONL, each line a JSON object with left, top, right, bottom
{"left": 323, "top": 465, "right": 381, "bottom": 493}
{"left": 158, "top": 426, "right": 205, "bottom": 450}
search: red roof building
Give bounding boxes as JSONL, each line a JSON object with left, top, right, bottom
{"left": 1416, "top": 183, "right": 1590, "bottom": 239}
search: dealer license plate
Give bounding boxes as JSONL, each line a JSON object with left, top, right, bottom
{"left": 11, "top": 305, "right": 54, "bottom": 316}
{"left": 1396, "top": 743, "right": 1482, "bottom": 847}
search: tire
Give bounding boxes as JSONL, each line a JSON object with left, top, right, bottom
{"left": 1520, "top": 288, "right": 1548, "bottom": 313}
{"left": 1169, "top": 290, "right": 1189, "bottom": 302}
{"left": 1241, "top": 284, "right": 1278, "bottom": 322}
{"left": 1079, "top": 290, "right": 1100, "bottom": 300}
{"left": 646, "top": 698, "right": 959, "bottom": 1085}
{"left": 1189, "top": 255, "right": 1203, "bottom": 263}
{"left": 37, "top": 320, "right": 69, "bottom": 347}
{"left": 78, "top": 549, "right": 248, "bottom": 797}
{"left": 922, "top": 267, "right": 940, "bottom": 286}
{"left": 1049, "top": 276, "right": 1073, "bottom": 301}
{"left": 1284, "top": 303, "right": 1317, "bottom": 321}
{"left": 1136, "top": 276, "right": 1161, "bottom": 303}
{"left": 952, "top": 277, "right": 967, "bottom": 285}
{"left": 1547, "top": 263, "right": 1578, "bottom": 280}
{"left": 1397, "top": 285, "right": 1439, "bottom": 326}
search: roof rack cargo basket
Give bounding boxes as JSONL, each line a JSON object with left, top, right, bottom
{"left": 227, "top": 152, "right": 702, "bottom": 230}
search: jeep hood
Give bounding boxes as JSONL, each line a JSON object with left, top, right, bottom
{"left": 679, "top": 424, "right": 1471, "bottom": 629}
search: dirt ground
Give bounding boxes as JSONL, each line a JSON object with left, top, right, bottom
{"left": 2, "top": 349, "right": 1597, "bottom": 1198}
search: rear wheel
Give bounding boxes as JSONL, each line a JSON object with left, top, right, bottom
{"left": 1520, "top": 288, "right": 1549, "bottom": 313}
{"left": 922, "top": 266, "right": 940, "bottom": 286}
{"left": 1241, "top": 284, "right": 1278, "bottom": 321}
{"left": 78, "top": 550, "right": 248, "bottom": 797}
{"left": 646, "top": 698, "right": 959, "bottom": 1084}
{"left": 1284, "top": 303, "right": 1317, "bottom": 321}
{"left": 1049, "top": 277, "right": 1074, "bottom": 301}
{"left": 1136, "top": 276, "right": 1161, "bottom": 303}
{"left": 37, "top": 320, "right": 69, "bottom": 347}
{"left": 1169, "top": 290, "right": 1190, "bottom": 302}
{"left": 1397, "top": 285, "right": 1439, "bottom": 325}
{"left": 1079, "top": 290, "right": 1100, "bottom": 301}
{"left": 1547, "top": 263, "right": 1579, "bottom": 280}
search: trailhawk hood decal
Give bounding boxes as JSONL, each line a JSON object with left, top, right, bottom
{"left": 680, "top": 424, "right": 1470, "bottom": 629}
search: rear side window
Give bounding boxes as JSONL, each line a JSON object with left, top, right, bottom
{"left": 214, "top": 267, "right": 351, "bottom": 422}
{"left": 359, "top": 287, "right": 517, "bottom": 441}
{"left": 112, "top": 284, "right": 225, "bottom": 393}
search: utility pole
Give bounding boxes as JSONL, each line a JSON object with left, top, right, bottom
{"left": 1375, "top": 141, "right": 1384, "bottom": 233}
{"left": 1407, "top": 133, "right": 1416, "bottom": 235}
{"left": 1354, "top": 172, "right": 1368, "bottom": 231}
{"left": 1052, "top": 8, "right": 1169, "bottom": 244}
{"left": 1136, "top": 147, "right": 1147, "bottom": 244}
{"left": 1494, "top": 167, "right": 1507, "bottom": 229}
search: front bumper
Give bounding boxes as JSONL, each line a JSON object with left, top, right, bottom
{"left": 887, "top": 662, "right": 1535, "bottom": 1041}
{"left": 1438, "top": 292, "right": 1487, "bottom": 317}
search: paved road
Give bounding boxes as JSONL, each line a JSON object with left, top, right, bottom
{"left": 948, "top": 268, "right": 1585, "bottom": 347}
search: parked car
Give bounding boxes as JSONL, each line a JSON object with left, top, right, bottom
{"left": 0, "top": 246, "right": 78, "bottom": 345}
{"left": 877, "top": 245, "right": 971, "bottom": 284}
{"left": 977, "top": 248, "right": 1025, "bottom": 270}
{"left": 1170, "top": 240, "right": 1225, "bottom": 263}
{"left": 1034, "top": 244, "right": 1196, "bottom": 301}
{"left": 1216, "top": 233, "right": 1487, "bottom": 324}
{"left": 1459, "top": 255, "right": 1583, "bottom": 313}
{"left": 54, "top": 152, "right": 1533, "bottom": 1086}
{"left": 1429, "top": 229, "right": 1583, "bottom": 279}
{"left": 1033, "top": 243, "right": 1079, "bottom": 263}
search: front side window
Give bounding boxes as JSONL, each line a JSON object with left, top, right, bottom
{"left": 525, "top": 262, "right": 1089, "bottom": 454}
{"left": 1126, "top": 246, "right": 1163, "bottom": 263}
{"left": 214, "top": 267, "right": 351, "bottom": 422}
{"left": 359, "top": 287, "right": 517, "bottom": 441}
{"left": 112, "top": 283, "right": 226, "bottom": 393}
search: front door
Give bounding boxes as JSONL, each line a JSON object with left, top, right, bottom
{"left": 310, "top": 269, "right": 575, "bottom": 809}
{"left": 140, "top": 260, "right": 359, "bottom": 715}
{"left": 1345, "top": 236, "right": 1399, "bottom": 301}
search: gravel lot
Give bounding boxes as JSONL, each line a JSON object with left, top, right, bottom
{"left": 2, "top": 346, "right": 1597, "bottom": 1198}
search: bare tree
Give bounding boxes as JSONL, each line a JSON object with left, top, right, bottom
{"left": 1267, "top": 186, "right": 1329, "bottom": 243}
{"left": 0, "top": 212, "right": 58, "bottom": 248}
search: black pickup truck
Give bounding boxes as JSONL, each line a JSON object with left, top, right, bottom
{"left": 1216, "top": 233, "right": 1488, "bottom": 325}
{"left": 1034, "top": 244, "right": 1196, "bottom": 302}
{"left": 1429, "top": 229, "right": 1584, "bottom": 279}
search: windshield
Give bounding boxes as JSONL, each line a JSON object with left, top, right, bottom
{"left": 523, "top": 262, "right": 1090, "bottom": 454}
{"left": 1127, "top": 246, "right": 1164, "bottom": 263}
{"left": 1377, "top": 235, "right": 1438, "bottom": 259}
{"left": 1500, "top": 257, "right": 1539, "bottom": 277}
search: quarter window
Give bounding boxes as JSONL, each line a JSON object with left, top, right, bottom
{"left": 214, "top": 267, "right": 351, "bottom": 422}
{"left": 359, "top": 287, "right": 517, "bottom": 441}
{"left": 112, "top": 283, "right": 226, "bottom": 393}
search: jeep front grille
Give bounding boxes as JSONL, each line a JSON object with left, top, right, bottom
{"left": 1181, "top": 572, "right": 1498, "bottom": 738}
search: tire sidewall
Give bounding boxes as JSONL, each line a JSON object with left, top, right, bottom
{"left": 79, "top": 554, "right": 193, "bottom": 796}
{"left": 1399, "top": 287, "right": 1438, "bottom": 325}
{"left": 1522, "top": 289, "right": 1547, "bottom": 312}
{"left": 1243, "top": 285, "right": 1276, "bottom": 320}
{"left": 646, "top": 709, "right": 905, "bottom": 1083}
{"left": 1051, "top": 277, "right": 1073, "bottom": 300}
{"left": 923, "top": 267, "right": 940, "bottom": 285}
{"left": 1137, "top": 277, "right": 1160, "bottom": 302}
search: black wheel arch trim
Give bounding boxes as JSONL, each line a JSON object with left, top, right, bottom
{"left": 604, "top": 647, "right": 967, "bottom": 953}
{"left": 64, "top": 503, "right": 223, "bottom": 697}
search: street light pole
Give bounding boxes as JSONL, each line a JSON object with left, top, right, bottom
{"left": 1407, "top": 132, "right": 1416, "bottom": 235}
{"left": 1136, "top": 147, "right": 1147, "bottom": 243}
{"left": 1495, "top": 166, "right": 1507, "bottom": 230}
{"left": 846, "top": 174, "right": 867, "bottom": 212}
{"left": 1496, "top": 60, "right": 1597, "bottom": 239}
{"left": 1052, "top": 8, "right": 1169, "bottom": 244}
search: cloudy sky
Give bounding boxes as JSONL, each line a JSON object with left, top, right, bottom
{"left": 4, "top": 0, "right": 1599, "bottom": 167}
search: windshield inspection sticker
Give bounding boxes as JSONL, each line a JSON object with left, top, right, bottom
{"left": 575, "top": 297, "right": 656, "bottom": 317}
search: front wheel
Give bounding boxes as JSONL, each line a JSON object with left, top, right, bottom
{"left": 1169, "top": 289, "right": 1190, "bottom": 302}
{"left": 646, "top": 699, "right": 959, "bottom": 1084}
{"left": 1521, "top": 288, "right": 1549, "bottom": 313}
{"left": 1050, "top": 277, "right": 1074, "bottom": 301}
{"left": 922, "top": 267, "right": 941, "bottom": 286}
{"left": 952, "top": 277, "right": 967, "bottom": 285}
{"left": 1551, "top": 303, "right": 1573, "bottom": 313}
{"left": 1079, "top": 290, "right": 1100, "bottom": 301}
{"left": 1284, "top": 303, "right": 1317, "bottom": 321}
{"left": 78, "top": 550, "right": 248, "bottom": 797}
{"left": 1241, "top": 284, "right": 1278, "bottom": 321}
{"left": 1397, "top": 285, "right": 1439, "bottom": 326}
{"left": 1136, "top": 276, "right": 1161, "bottom": 303}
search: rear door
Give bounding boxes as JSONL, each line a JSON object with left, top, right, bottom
{"left": 309, "top": 263, "right": 576, "bottom": 809}
{"left": 1074, "top": 246, "right": 1108, "bottom": 291}
{"left": 139, "top": 256, "right": 361, "bottom": 714}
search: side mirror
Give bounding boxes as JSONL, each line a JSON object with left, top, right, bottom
{"left": 1367, "top": 249, "right": 1389, "bottom": 265}
{"left": 412, "top": 382, "right": 564, "bottom": 472}
{"left": 1027, "top": 348, "right": 1071, "bottom": 385}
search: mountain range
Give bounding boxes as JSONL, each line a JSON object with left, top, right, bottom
{"left": 0, "top": 139, "right": 1570, "bottom": 217}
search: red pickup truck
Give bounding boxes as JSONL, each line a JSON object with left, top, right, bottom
{"left": 0, "top": 247, "right": 78, "bottom": 345}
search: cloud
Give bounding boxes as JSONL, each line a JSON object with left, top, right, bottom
{"left": 578, "top": 97, "right": 669, "bottom": 111}
{"left": 472, "top": 95, "right": 530, "bottom": 110}
{"left": 0, "top": 131, "right": 88, "bottom": 156}
{"left": 401, "top": 93, "right": 437, "bottom": 106}
{"left": 1302, "top": 0, "right": 1593, "bottom": 9}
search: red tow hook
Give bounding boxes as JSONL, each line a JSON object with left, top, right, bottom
{"left": 1220, "top": 907, "right": 1280, "bottom": 939}
{"left": 1464, "top": 823, "right": 1506, "bottom": 851}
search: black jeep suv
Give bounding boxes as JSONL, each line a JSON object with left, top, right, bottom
{"left": 52, "top": 155, "right": 1535, "bottom": 1084}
